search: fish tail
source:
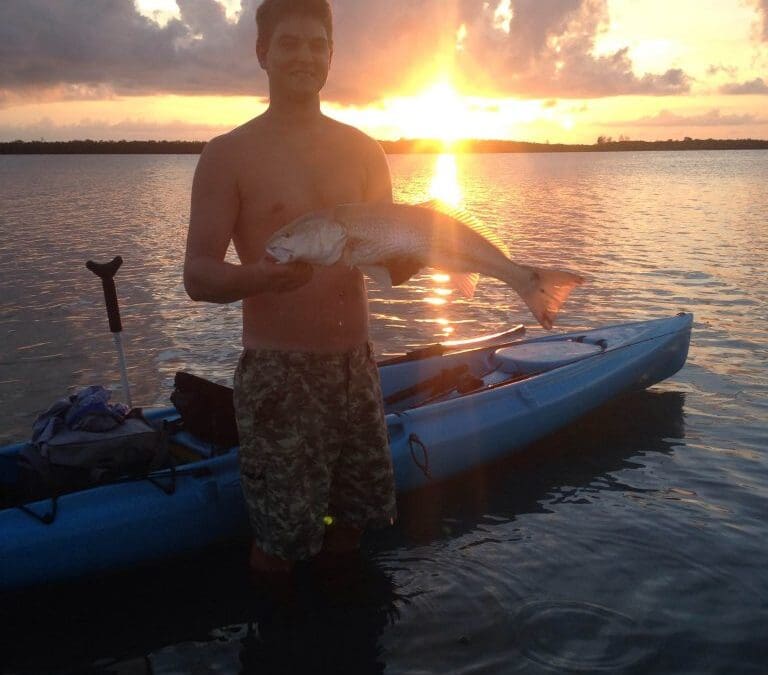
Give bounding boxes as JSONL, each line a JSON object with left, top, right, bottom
{"left": 513, "top": 266, "right": 585, "bottom": 330}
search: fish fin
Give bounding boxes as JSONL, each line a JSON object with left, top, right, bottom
{"left": 383, "top": 257, "right": 423, "bottom": 286}
{"left": 360, "top": 259, "right": 423, "bottom": 287}
{"left": 360, "top": 265, "right": 393, "bottom": 287}
{"left": 415, "top": 198, "right": 448, "bottom": 212}
{"left": 415, "top": 200, "right": 510, "bottom": 258}
{"left": 518, "top": 266, "right": 586, "bottom": 330}
{"left": 450, "top": 272, "right": 479, "bottom": 299}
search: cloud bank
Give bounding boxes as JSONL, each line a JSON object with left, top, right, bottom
{"left": 0, "top": 115, "right": 229, "bottom": 141}
{"left": 0, "top": 0, "right": 695, "bottom": 105}
{"left": 719, "top": 78, "right": 768, "bottom": 95}
{"left": 607, "top": 108, "right": 764, "bottom": 127}
{"left": 0, "top": 0, "right": 260, "bottom": 99}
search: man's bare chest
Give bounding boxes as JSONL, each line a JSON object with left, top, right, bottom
{"left": 238, "top": 151, "right": 366, "bottom": 227}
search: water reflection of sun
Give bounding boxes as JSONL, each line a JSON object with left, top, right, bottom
{"left": 429, "top": 154, "right": 462, "bottom": 207}
{"left": 424, "top": 154, "right": 463, "bottom": 336}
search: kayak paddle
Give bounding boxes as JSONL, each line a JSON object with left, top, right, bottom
{"left": 86, "top": 256, "right": 132, "bottom": 408}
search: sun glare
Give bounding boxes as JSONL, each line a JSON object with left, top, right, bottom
{"left": 415, "top": 82, "right": 467, "bottom": 144}
{"left": 329, "top": 79, "right": 588, "bottom": 144}
{"left": 384, "top": 80, "right": 473, "bottom": 145}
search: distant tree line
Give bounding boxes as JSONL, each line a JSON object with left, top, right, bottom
{"left": 382, "top": 137, "right": 768, "bottom": 153}
{"left": 591, "top": 136, "right": 768, "bottom": 152}
{"left": 1, "top": 137, "right": 767, "bottom": 155}
{"left": 0, "top": 139, "right": 205, "bottom": 154}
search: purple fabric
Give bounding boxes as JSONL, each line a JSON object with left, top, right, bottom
{"left": 32, "top": 386, "right": 129, "bottom": 443}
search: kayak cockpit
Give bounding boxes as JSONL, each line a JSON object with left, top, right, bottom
{"left": 381, "top": 337, "right": 610, "bottom": 411}
{"left": 493, "top": 340, "right": 604, "bottom": 375}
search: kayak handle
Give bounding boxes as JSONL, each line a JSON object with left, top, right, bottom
{"left": 86, "top": 256, "right": 123, "bottom": 333}
{"left": 86, "top": 256, "right": 123, "bottom": 280}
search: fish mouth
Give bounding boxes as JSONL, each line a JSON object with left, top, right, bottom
{"left": 266, "top": 246, "right": 294, "bottom": 263}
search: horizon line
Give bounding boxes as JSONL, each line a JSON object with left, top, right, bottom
{"left": 2, "top": 137, "right": 768, "bottom": 154}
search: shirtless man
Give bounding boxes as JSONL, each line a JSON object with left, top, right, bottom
{"left": 183, "top": 0, "right": 396, "bottom": 577}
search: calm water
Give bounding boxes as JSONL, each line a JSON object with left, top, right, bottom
{"left": 0, "top": 151, "right": 766, "bottom": 673}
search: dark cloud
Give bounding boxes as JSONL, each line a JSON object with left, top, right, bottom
{"left": 0, "top": 0, "right": 692, "bottom": 104}
{"left": 753, "top": 0, "right": 768, "bottom": 40}
{"left": 720, "top": 78, "right": 768, "bottom": 94}
{"left": 707, "top": 64, "right": 738, "bottom": 78}
{"left": 332, "top": 0, "right": 692, "bottom": 99}
{"left": 0, "top": 0, "right": 260, "bottom": 97}
{"left": 468, "top": 0, "right": 690, "bottom": 98}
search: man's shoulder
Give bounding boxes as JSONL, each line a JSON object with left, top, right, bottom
{"left": 321, "top": 117, "right": 386, "bottom": 169}
{"left": 205, "top": 119, "right": 262, "bottom": 150}
{"left": 322, "top": 116, "right": 380, "bottom": 149}
{"left": 198, "top": 118, "right": 270, "bottom": 169}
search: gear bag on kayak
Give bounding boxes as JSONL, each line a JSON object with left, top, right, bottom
{"left": 16, "top": 386, "right": 169, "bottom": 501}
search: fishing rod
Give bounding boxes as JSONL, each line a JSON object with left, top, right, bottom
{"left": 86, "top": 256, "right": 132, "bottom": 408}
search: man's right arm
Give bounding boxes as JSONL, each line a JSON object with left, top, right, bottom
{"left": 183, "top": 136, "right": 311, "bottom": 304}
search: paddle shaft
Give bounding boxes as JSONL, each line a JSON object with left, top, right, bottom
{"left": 86, "top": 256, "right": 132, "bottom": 408}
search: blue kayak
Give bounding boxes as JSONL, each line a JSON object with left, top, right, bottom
{"left": 0, "top": 314, "right": 692, "bottom": 591}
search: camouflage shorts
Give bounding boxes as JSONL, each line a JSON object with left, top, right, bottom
{"left": 233, "top": 342, "right": 397, "bottom": 561}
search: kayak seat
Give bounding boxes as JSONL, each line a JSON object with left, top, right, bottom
{"left": 493, "top": 341, "right": 603, "bottom": 375}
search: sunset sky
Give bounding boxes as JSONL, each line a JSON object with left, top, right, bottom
{"left": 1, "top": 0, "right": 767, "bottom": 144}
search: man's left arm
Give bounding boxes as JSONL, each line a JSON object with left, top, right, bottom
{"left": 364, "top": 139, "right": 393, "bottom": 204}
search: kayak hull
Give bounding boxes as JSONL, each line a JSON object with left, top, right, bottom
{"left": 385, "top": 314, "right": 692, "bottom": 490}
{"left": 0, "top": 314, "right": 692, "bottom": 591}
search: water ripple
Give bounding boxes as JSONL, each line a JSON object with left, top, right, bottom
{"left": 514, "top": 600, "right": 648, "bottom": 672}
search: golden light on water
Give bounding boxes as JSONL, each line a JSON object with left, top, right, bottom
{"left": 424, "top": 153, "right": 463, "bottom": 335}
{"left": 429, "top": 153, "right": 463, "bottom": 207}
{"left": 437, "top": 317, "right": 455, "bottom": 335}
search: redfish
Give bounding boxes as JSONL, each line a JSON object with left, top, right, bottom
{"left": 265, "top": 201, "right": 584, "bottom": 329}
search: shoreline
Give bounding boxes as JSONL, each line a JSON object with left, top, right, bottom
{"left": 1, "top": 138, "right": 768, "bottom": 155}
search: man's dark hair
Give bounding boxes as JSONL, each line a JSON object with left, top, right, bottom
{"left": 256, "top": 0, "right": 333, "bottom": 54}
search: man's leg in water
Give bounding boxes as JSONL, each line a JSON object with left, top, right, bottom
{"left": 235, "top": 344, "right": 395, "bottom": 581}
{"left": 321, "top": 342, "right": 397, "bottom": 558}
{"left": 234, "top": 349, "right": 332, "bottom": 577}
{"left": 311, "top": 343, "right": 397, "bottom": 585}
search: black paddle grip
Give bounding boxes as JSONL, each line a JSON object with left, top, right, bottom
{"left": 86, "top": 256, "right": 123, "bottom": 333}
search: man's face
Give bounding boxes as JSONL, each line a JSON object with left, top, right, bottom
{"left": 258, "top": 15, "right": 332, "bottom": 101}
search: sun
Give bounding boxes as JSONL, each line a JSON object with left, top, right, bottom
{"left": 414, "top": 82, "right": 467, "bottom": 143}
{"left": 385, "top": 80, "right": 473, "bottom": 145}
